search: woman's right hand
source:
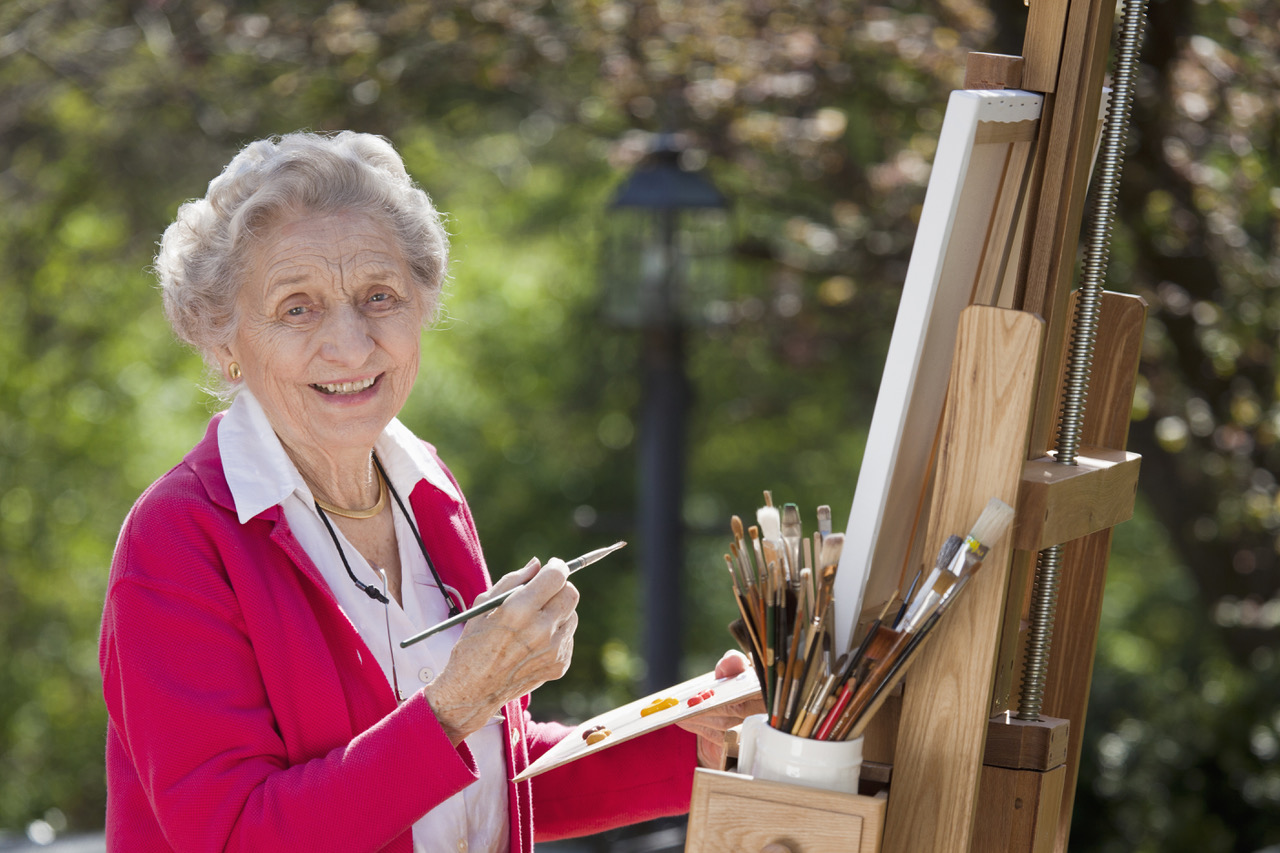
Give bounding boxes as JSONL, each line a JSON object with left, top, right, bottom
{"left": 422, "top": 557, "right": 579, "bottom": 745}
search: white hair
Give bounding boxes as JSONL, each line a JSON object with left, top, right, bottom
{"left": 154, "top": 131, "right": 449, "bottom": 380}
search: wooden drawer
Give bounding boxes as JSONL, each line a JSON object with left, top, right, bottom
{"left": 685, "top": 769, "right": 887, "bottom": 853}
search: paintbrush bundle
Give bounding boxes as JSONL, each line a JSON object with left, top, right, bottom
{"left": 721, "top": 493, "right": 1014, "bottom": 742}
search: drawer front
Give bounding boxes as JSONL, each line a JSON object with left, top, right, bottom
{"left": 686, "top": 770, "right": 886, "bottom": 853}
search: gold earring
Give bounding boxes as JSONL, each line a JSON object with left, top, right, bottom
{"left": 229, "top": 362, "right": 242, "bottom": 381}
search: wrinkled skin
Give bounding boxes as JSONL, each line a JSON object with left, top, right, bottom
{"left": 425, "top": 558, "right": 580, "bottom": 745}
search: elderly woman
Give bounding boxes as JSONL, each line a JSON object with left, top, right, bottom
{"left": 99, "top": 131, "right": 756, "bottom": 852}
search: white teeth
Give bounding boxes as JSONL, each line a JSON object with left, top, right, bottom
{"left": 315, "top": 376, "right": 376, "bottom": 395}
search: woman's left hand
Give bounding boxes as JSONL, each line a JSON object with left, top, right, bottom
{"left": 676, "top": 650, "right": 768, "bottom": 769}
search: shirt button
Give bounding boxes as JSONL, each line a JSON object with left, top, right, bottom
{"left": 456, "top": 839, "right": 467, "bottom": 853}
{"left": 418, "top": 667, "right": 434, "bottom": 684}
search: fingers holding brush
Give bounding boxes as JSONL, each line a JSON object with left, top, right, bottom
{"left": 471, "top": 556, "right": 542, "bottom": 608}
{"left": 425, "top": 558, "right": 579, "bottom": 746}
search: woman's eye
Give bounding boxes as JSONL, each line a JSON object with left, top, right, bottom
{"left": 285, "top": 305, "right": 308, "bottom": 316}
{"left": 368, "top": 292, "right": 390, "bottom": 303}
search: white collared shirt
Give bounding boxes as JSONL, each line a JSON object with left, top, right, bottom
{"left": 219, "top": 390, "right": 509, "bottom": 853}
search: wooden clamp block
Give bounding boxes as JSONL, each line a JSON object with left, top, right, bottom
{"left": 686, "top": 769, "right": 887, "bottom": 853}
{"left": 984, "top": 712, "right": 1069, "bottom": 772}
{"left": 973, "top": 714, "right": 1070, "bottom": 853}
{"left": 1014, "top": 445, "right": 1141, "bottom": 552}
{"left": 966, "top": 53, "right": 1026, "bottom": 90}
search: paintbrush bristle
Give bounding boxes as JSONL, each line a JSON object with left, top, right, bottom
{"left": 728, "top": 618, "right": 755, "bottom": 658}
{"left": 782, "top": 503, "right": 801, "bottom": 530}
{"left": 933, "top": 534, "right": 963, "bottom": 570}
{"left": 816, "top": 505, "right": 832, "bottom": 536}
{"left": 731, "top": 514, "right": 745, "bottom": 540}
{"left": 757, "top": 505, "right": 781, "bottom": 541}
{"left": 969, "top": 498, "right": 1015, "bottom": 549}
{"left": 818, "top": 531, "right": 844, "bottom": 570}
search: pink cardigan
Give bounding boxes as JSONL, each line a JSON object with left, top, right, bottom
{"left": 100, "top": 416, "right": 697, "bottom": 852}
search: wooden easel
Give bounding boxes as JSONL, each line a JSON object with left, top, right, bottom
{"left": 685, "top": 0, "right": 1146, "bottom": 851}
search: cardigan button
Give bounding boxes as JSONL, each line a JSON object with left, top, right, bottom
{"left": 418, "top": 667, "right": 434, "bottom": 684}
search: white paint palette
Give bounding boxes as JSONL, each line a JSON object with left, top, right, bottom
{"left": 513, "top": 668, "right": 761, "bottom": 782}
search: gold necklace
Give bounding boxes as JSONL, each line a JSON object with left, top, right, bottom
{"left": 312, "top": 469, "right": 388, "bottom": 519}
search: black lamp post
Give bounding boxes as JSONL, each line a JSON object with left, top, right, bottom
{"left": 601, "top": 133, "right": 731, "bottom": 693}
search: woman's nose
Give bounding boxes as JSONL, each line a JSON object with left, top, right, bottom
{"left": 319, "top": 305, "right": 375, "bottom": 365}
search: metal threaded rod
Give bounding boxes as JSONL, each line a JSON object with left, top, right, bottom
{"left": 1017, "top": 0, "right": 1148, "bottom": 721}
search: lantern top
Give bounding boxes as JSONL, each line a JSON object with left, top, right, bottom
{"left": 609, "top": 133, "right": 727, "bottom": 211}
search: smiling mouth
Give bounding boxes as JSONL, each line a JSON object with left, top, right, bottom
{"left": 312, "top": 375, "right": 379, "bottom": 395}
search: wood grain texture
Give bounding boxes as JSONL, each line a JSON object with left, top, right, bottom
{"left": 1020, "top": 0, "right": 1071, "bottom": 93}
{"left": 686, "top": 770, "right": 886, "bottom": 853}
{"left": 880, "top": 305, "right": 1044, "bottom": 853}
{"left": 989, "top": 292, "right": 1147, "bottom": 725}
{"left": 975, "top": 120, "right": 1040, "bottom": 145}
{"left": 860, "top": 689, "right": 902, "bottom": 766}
{"left": 1018, "top": 0, "right": 1117, "bottom": 456}
{"left": 991, "top": 549, "right": 1036, "bottom": 714}
{"left": 984, "top": 714, "right": 1070, "bottom": 771}
{"left": 965, "top": 52, "right": 1025, "bottom": 90}
{"left": 972, "top": 765, "right": 1067, "bottom": 853}
{"left": 1043, "top": 291, "right": 1148, "bottom": 853}
{"left": 974, "top": 140, "right": 1037, "bottom": 308}
{"left": 1059, "top": 292, "right": 1149, "bottom": 449}
{"left": 1015, "top": 447, "right": 1141, "bottom": 551}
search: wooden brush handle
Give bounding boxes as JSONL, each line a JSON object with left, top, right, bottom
{"left": 845, "top": 613, "right": 945, "bottom": 741}
{"left": 830, "top": 629, "right": 913, "bottom": 739}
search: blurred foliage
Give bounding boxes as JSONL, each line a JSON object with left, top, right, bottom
{"left": 0, "top": 0, "right": 1276, "bottom": 849}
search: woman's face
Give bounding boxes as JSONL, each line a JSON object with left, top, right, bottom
{"left": 223, "top": 209, "right": 428, "bottom": 464}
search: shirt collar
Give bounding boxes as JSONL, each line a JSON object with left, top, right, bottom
{"left": 218, "top": 389, "right": 459, "bottom": 525}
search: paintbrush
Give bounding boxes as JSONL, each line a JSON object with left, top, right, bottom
{"left": 756, "top": 504, "right": 782, "bottom": 550}
{"left": 893, "top": 534, "right": 962, "bottom": 629}
{"left": 817, "top": 504, "right": 832, "bottom": 539}
{"left": 811, "top": 594, "right": 897, "bottom": 740}
{"left": 826, "top": 625, "right": 915, "bottom": 739}
{"left": 724, "top": 553, "right": 770, "bottom": 716}
{"left": 775, "top": 591, "right": 808, "bottom": 726}
{"left": 899, "top": 498, "right": 1014, "bottom": 632}
{"left": 401, "top": 541, "right": 626, "bottom": 647}
{"left": 843, "top": 599, "right": 955, "bottom": 741}
{"left": 731, "top": 515, "right": 758, "bottom": 589}
{"left": 781, "top": 535, "right": 842, "bottom": 727}
{"left": 724, "top": 554, "right": 764, "bottom": 658}
{"left": 789, "top": 598, "right": 837, "bottom": 733}
{"left": 758, "top": 504, "right": 796, "bottom": 719}
{"left": 829, "top": 499, "right": 1014, "bottom": 738}
{"left": 729, "top": 617, "right": 769, "bottom": 694}
{"left": 781, "top": 503, "right": 803, "bottom": 587}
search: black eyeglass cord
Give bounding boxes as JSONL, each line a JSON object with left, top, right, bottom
{"left": 313, "top": 453, "right": 462, "bottom": 618}
{"left": 372, "top": 454, "right": 462, "bottom": 617}
{"left": 315, "top": 501, "right": 391, "bottom": 604}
